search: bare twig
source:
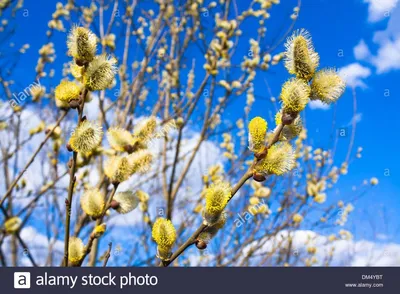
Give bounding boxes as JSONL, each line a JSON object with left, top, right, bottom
{"left": 0, "top": 111, "right": 68, "bottom": 208}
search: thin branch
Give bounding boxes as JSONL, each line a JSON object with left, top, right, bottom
{"left": 0, "top": 111, "right": 68, "bottom": 208}
{"left": 103, "top": 242, "right": 112, "bottom": 267}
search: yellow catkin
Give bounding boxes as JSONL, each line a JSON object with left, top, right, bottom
{"left": 67, "top": 26, "right": 97, "bottom": 64}
{"left": 4, "top": 216, "right": 22, "bottom": 234}
{"left": 152, "top": 218, "right": 177, "bottom": 260}
{"left": 55, "top": 80, "right": 81, "bottom": 103}
{"left": 284, "top": 29, "right": 319, "bottom": 80}
{"left": 104, "top": 156, "right": 132, "bottom": 184}
{"left": 80, "top": 188, "right": 105, "bottom": 218}
{"left": 248, "top": 117, "right": 268, "bottom": 153}
{"left": 83, "top": 54, "right": 117, "bottom": 91}
{"left": 204, "top": 182, "right": 231, "bottom": 225}
{"left": 69, "top": 120, "right": 103, "bottom": 155}
{"left": 133, "top": 116, "right": 157, "bottom": 143}
{"left": 128, "top": 150, "right": 153, "bottom": 174}
{"left": 68, "top": 237, "right": 85, "bottom": 265}
{"left": 107, "top": 127, "right": 135, "bottom": 151}
{"left": 92, "top": 223, "right": 107, "bottom": 238}
{"left": 311, "top": 69, "right": 346, "bottom": 104}
{"left": 113, "top": 191, "right": 139, "bottom": 214}
{"left": 293, "top": 213, "right": 303, "bottom": 223}
{"left": 255, "top": 142, "right": 295, "bottom": 175}
{"left": 280, "top": 78, "right": 310, "bottom": 113}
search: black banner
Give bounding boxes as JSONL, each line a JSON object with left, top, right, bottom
{"left": 1, "top": 267, "right": 398, "bottom": 293}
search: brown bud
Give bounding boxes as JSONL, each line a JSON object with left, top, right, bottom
{"left": 196, "top": 240, "right": 207, "bottom": 250}
{"left": 69, "top": 99, "right": 80, "bottom": 109}
{"left": 253, "top": 172, "right": 266, "bottom": 182}
{"left": 281, "top": 111, "right": 298, "bottom": 125}
{"left": 111, "top": 180, "right": 120, "bottom": 186}
{"left": 123, "top": 144, "right": 135, "bottom": 154}
{"left": 81, "top": 115, "right": 87, "bottom": 122}
{"left": 75, "top": 58, "right": 86, "bottom": 67}
{"left": 66, "top": 143, "right": 73, "bottom": 152}
{"left": 254, "top": 147, "right": 268, "bottom": 160}
{"left": 90, "top": 216, "right": 98, "bottom": 222}
{"left": 110, "top": 200, "right": 120, "bottom": 210}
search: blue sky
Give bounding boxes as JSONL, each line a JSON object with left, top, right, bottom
{"left": 1, "top": 0, "right": 400, "bottom": 263}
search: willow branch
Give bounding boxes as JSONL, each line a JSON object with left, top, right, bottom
{"left": 63, "top": 90, "right": 87, "bottom": 267}
{"left": 160, "top": 121, "right": 286, "bottom": 266}
{"left": 0, "top": 111, "right": 68, "bottom": 209}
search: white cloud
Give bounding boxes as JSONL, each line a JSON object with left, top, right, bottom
{"left": 239, "top": 230, "right": 400, "bottom": 266}
{"left": 355, "top": 3, "right": 400, "bottom": 74}
{"left": 339, "top": 63, "right": 372, "bottom": 88}
{"left": 354, "top": 40, "right": 371, "bottom": 60}
{"left": 2, "top": 226, "right": 64, "bottom": 266}
{"left": 308, "top": 100, "right": 330, "bottom": 110}
{"left": 373, "top": 4, "right": 400, "bottom": 42}
{"left": 364, "top": 0, "right": 398, "bottom": 23}
{"left": 371, "top": 37, "right": 400, "bottom": 73}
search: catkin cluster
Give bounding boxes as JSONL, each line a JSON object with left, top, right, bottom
{"left": 249, "top": 29, "right": 345, "bottom": 180}
{"left": 55, "top": 26, "right": 117, "bottom": 110}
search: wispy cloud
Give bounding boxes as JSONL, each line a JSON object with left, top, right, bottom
{"left": 339, "top": 63, "right": 371, "bottom": 88}
{"left": 308, "top": 100, "right": 330, "bottom": 110}
{"left": 354, "top": 40, "right": 371, "bottom": 60}
{"left": 241, "top": 230, "right": 400, "bottom": 266}
{"left": 364, "top": 0, "right": 398, "bottom": 23}
{"left": 355, "top": 2, "right": 400, "bottom": 73}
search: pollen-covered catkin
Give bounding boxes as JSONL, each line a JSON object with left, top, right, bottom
{"left": 107, "top": 127, "right": 135, "bottom": 152}
{"left": 255, "top": 142, "right": 296, "bottom": 176}
{"left": 55, "top": 80, "right": 81, "bottom": 103}
{"left": 284, "top": 29, "right": 319, "bottom": 81}
{"left": 68, "top": 237, "right": 85, "bottom": 265}
{"left": 67, "top": 26, "right": 97, "bottom": 65}
{"left": 92, "top": 223, "right": 107, "bottom": 238}
{"left": 128, "top": 150, "right": 153, "bottom": 174}
{"left": 133, "top": 116, "right": 157, "bottom": 143}
{"left": 248, "top": 117, "right": 268, "bottom": 153}
{"left": 4, "top": 216, "right": 22, "bottom": 234}
{"left": 104, "top": 156, "right": 132, "bottom": 184}
{"left": 152, "top": 218, "right": 177, "bottom": 261}
{"left": 112, "top": 191, "right": 139, "bottom": 214}
{"left": 204, "top": 182, "right": 231, "bottom": 225}
{"left": 83, "top": 54, "right": 117, "bottom": 91}
{"left": 69, "top": 120, "right": 103, "bottom": 155}
{"left": 80, "top": 188, "right": 105, "bottom": 219}
{"left": 280, "top": 78, "right": 310, "bottom": 113}
{"left": 311, "top": 69, "right": 346, "bottom": 104}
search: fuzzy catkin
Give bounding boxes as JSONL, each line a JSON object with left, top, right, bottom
{"left": 204, "top": 182, "right": 231, "bottom": 225}
{"left": 67, "top": 26, "right": 97, "bottom": 64}
{"left": 248, "top": 117, "right": 268, "bottom": 153}
{"left": 83, "top": 54, "right": 117, "bottom": 91}
{"left": 284, "top": 29, "right": 319, "bottom": 81}
{"left": 69, "top": 120, "right": 103, "bottom": 155}
{"left": 311, "top": 69, "right": 345, "bottom": 104}
{"left": 280, "top": 78, "right": 310, "bottom": 113}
